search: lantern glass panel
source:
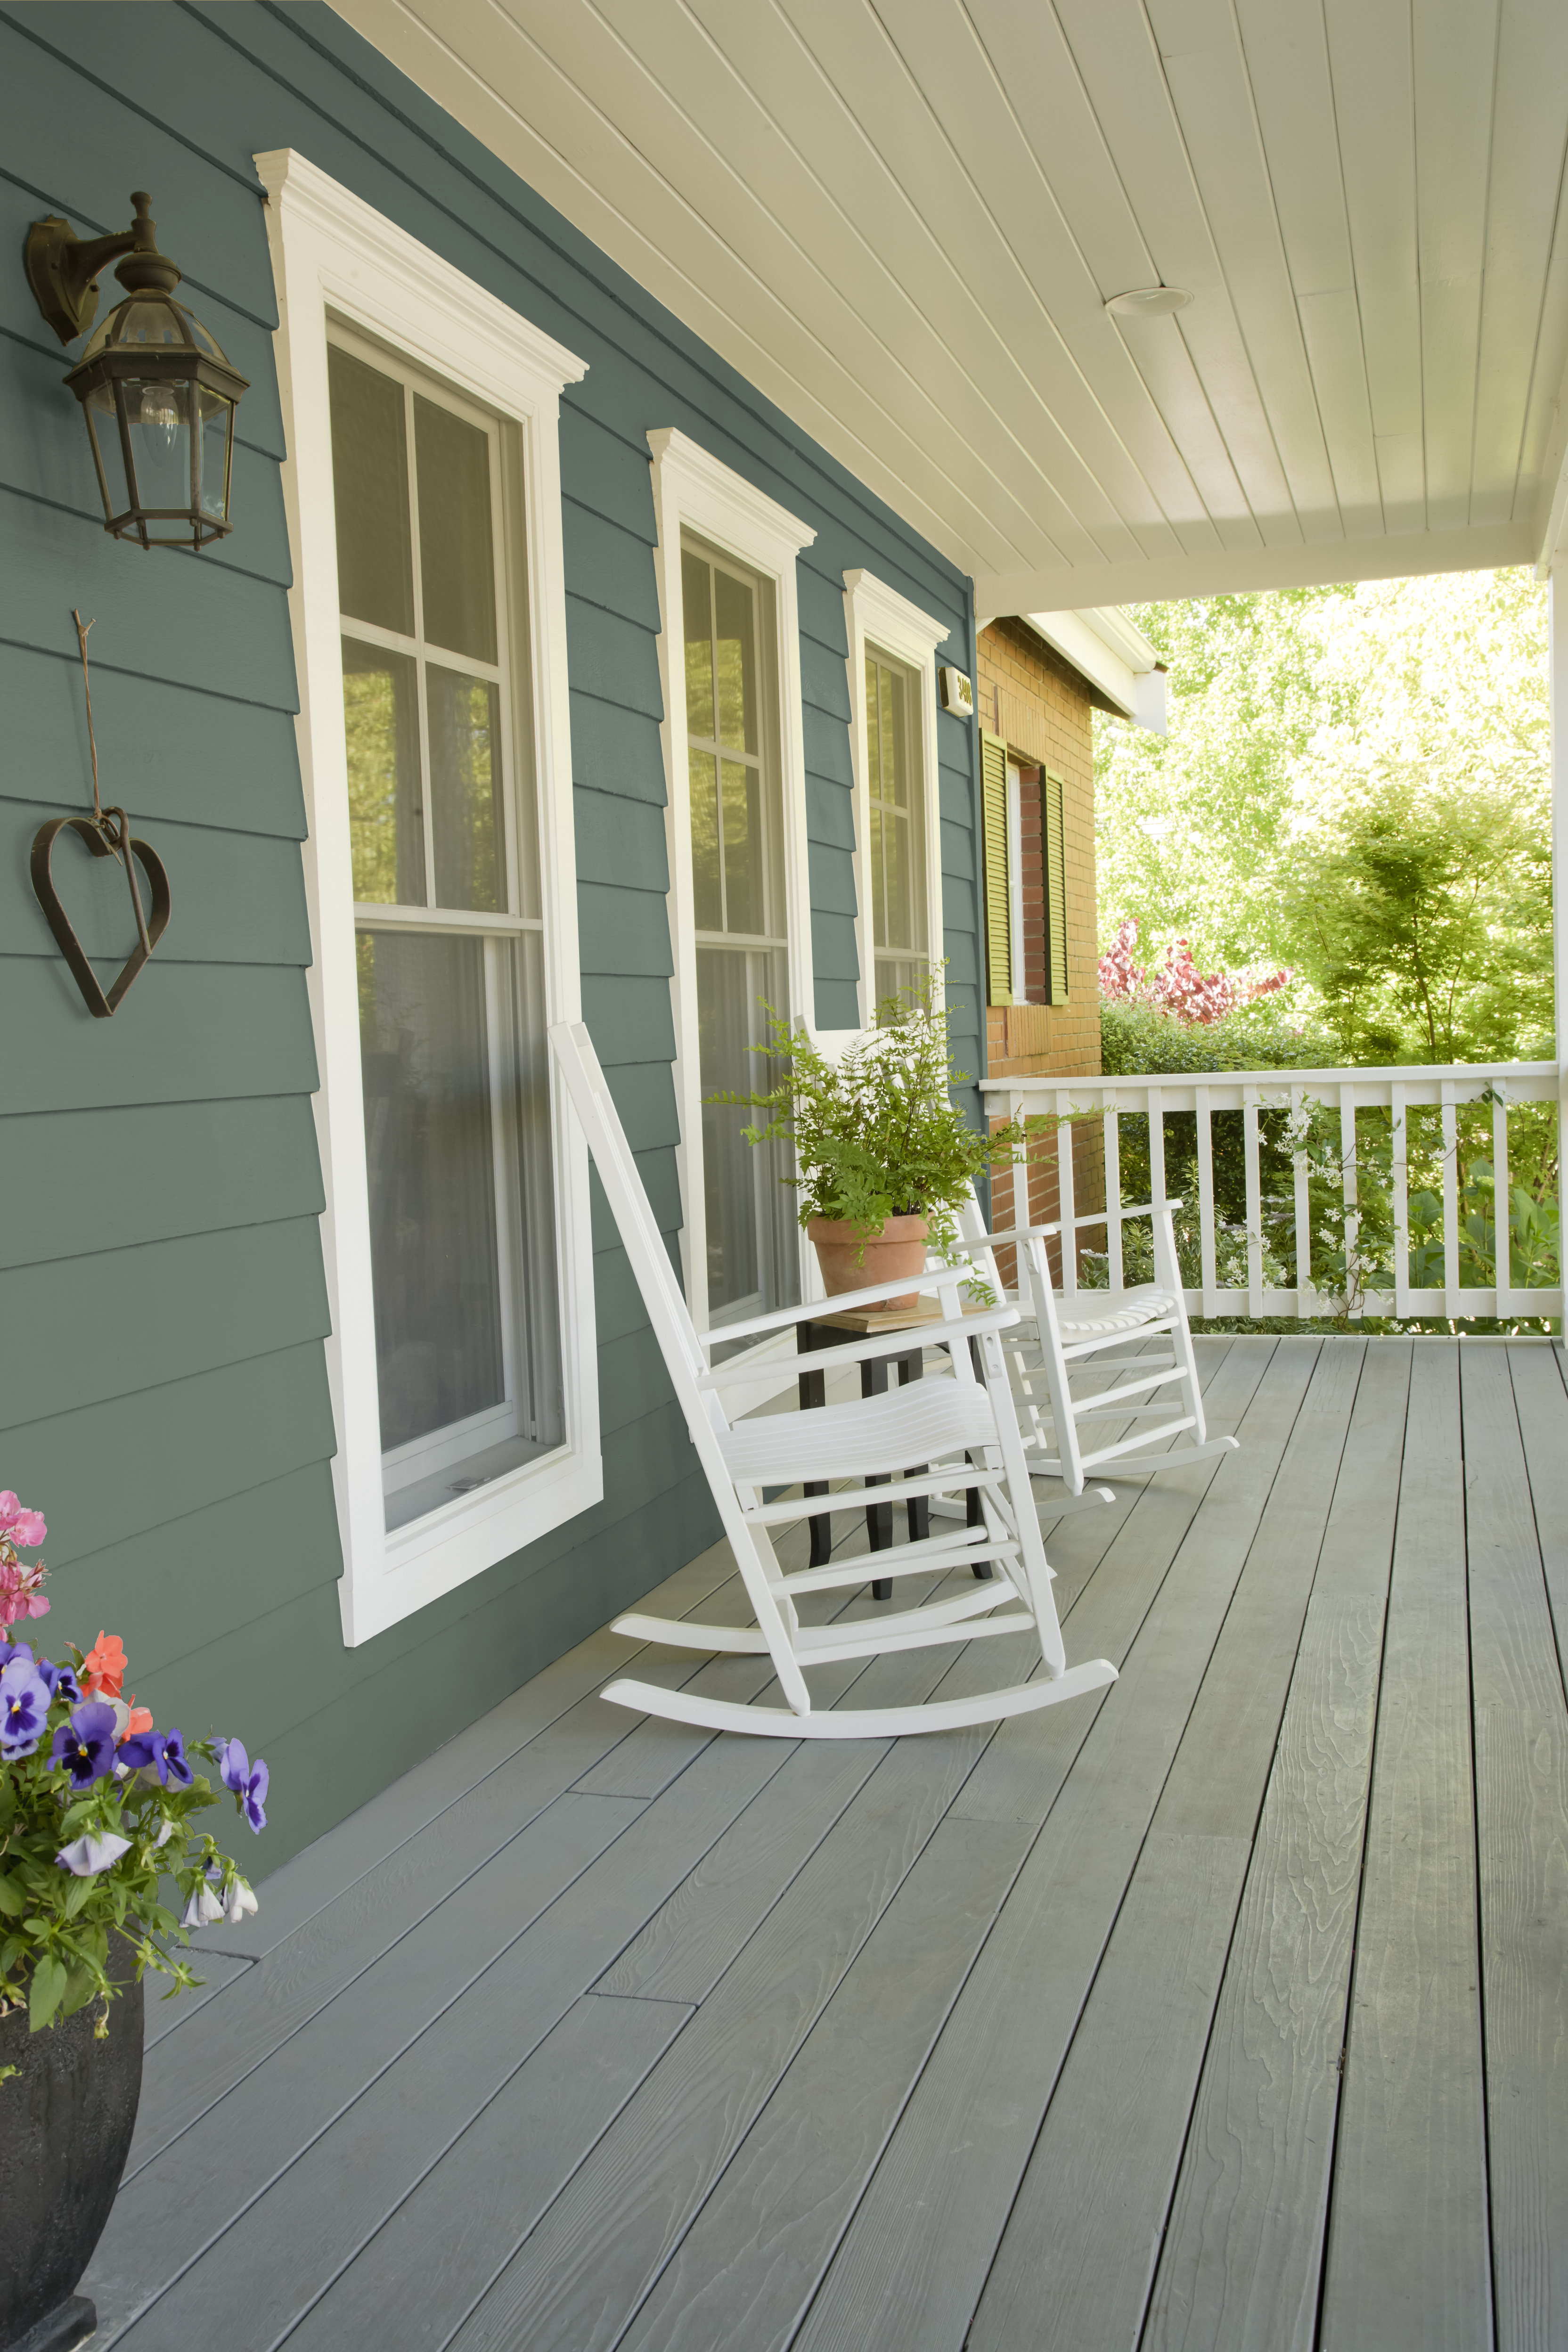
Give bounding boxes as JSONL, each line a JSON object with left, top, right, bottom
{"left": 197, "top": 387, "right": 233, "bottom": 524}
{"left": 123, "top": 376, "right": 195, "bottom": 538}
{"left": 83, "top": 381, "right": 133, "bottom": 522}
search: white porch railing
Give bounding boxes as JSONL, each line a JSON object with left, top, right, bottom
{"left": 980, "top": 1062, "right": 1564, "bottom": 1323}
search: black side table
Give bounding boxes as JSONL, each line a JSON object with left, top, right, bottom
{"left": 795, "top": 1309, "right": 935, "bottom": 1601}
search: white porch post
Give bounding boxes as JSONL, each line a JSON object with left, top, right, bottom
{"left": 1552, "top": 563, "right": 1568, "bottom": 1331}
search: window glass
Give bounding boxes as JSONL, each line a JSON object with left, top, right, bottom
{"left": 330, "top": 332, "right": 560, "bottom": 1529}
{"left": 328, "top": 346, "right": 414, "bottom": 636}
{"left": 414, "top": 394, "right": 498, "bottom": 663}
{"left": 866, "top": 649, "right": 927, "bottom": 1005}
{"left": 682, "top": 538, "right": 796, "bottom": 1325}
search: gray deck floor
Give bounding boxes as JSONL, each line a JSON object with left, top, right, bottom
{"left": 83, "top": 1336, "right": 1568, "bottom": 2352}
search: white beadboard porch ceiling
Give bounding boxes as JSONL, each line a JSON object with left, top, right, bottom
{"left": 330, "top": 0, "right": 1568, "bottom": 610}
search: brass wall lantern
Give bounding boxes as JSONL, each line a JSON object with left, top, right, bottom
{"left": 24, "top": 191, "right": 249, "bottom": 551}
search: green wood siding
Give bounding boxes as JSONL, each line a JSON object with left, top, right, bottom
{"left": 0, "top": 0, "right": 982, "bottom": 1869}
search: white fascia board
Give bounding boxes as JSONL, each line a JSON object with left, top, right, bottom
{"left": 1020, "top": 608, "right": 1167, "bottom": 735}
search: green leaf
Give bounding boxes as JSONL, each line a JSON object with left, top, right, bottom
{"left": 0, "top": 1874, "right": 25, "bottom": 1918}
{"left": 29, "top": 1954, "right": 67, "bottom": 2032}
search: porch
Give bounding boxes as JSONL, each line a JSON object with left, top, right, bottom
{"left": 87, "top": 1332, "right": 1568, "bottom": 2352}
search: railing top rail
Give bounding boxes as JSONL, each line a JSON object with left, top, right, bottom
{"left": 980, "top": 1059, "right": 1558, "bottom": 1094}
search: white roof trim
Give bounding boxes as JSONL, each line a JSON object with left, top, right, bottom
{"left": 1015, "top": 608, "right": 1167, "bottom": 735}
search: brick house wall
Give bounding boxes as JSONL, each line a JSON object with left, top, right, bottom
{"left": 975, "top": 618, "right": 1106, "bottom": 1270}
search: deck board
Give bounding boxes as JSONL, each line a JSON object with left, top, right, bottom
{"left": 1462, "top": 1347, "right": 1568, "bottom": 2352}
{"left": 1318, "top": 1342, "right": 1494, "bottom": 2352}
{"left": 1144, "top": 1340, "right": 1412, "bottom": 2352}
{"left": 84, "top": 1338, "right": 1568, "bottom": 2352}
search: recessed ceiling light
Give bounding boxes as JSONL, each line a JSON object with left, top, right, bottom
{"left": 1104, "top": 286, "right": 1193, "bottom": 318}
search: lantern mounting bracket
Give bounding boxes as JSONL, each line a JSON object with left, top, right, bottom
{"left": 25, "top": 192, "right": 179, "bottom": 344}
{"left": 25, "top": 216, "right": 141, "bottom": 347}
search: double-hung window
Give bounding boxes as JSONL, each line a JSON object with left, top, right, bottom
{"left": 259, "top": 149, "right": 598, "bottom": 1645}
{"left": 843, "top": 572, "right": 949, "bottom": 1028}
{"left": 681, "top": 539, "right": 794, "bottom": 1325}
{"left": 863, "top": 647, "right": 928, "bottom": 1006}
{"left": 329, "top": 334, "right": 558, "bottom": 1531}
{"left": 647, "top": 430, "right": 816, "bottom": 1339}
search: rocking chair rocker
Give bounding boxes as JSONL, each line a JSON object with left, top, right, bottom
{"left": 549, "top": 1020, "right": 1117, "bottom": 1737}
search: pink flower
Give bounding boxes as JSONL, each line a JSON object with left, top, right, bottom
{"left": 1098, "top": 916, "right": 1290, "bottom": 1027}
{"left": 0, "top": 1495, "right": 45, "bottom": 1547}
{"left": 0, "top": 1562, "right": 49, "bottom": 1628}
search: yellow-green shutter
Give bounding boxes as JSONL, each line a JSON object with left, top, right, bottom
{"left": 1044, "top": 768, "right": 1069, "bottom": 1003}
{"left": 980, "top": 729, "right": 1012, "bottom": 1005}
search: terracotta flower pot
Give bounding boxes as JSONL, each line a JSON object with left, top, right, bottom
{"left": 0, "top": 1961, "right": 144, "bottom": 2352}
{"left": 807, "top": 1214, "right": 929, "bottom": 1311}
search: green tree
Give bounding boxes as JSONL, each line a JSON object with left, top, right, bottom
{"left": 1095, "top": 566, "right": 1552, "bottom": 1064}
{"left": 1280, "top": 772, "right": 1552, "bottom": 1063}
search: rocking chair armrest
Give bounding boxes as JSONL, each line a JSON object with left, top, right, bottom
{"left": 697, "top": 1302, "right": 1021, "bottom": 1391}
{"left": 701, "top": 1264, "right": 974, "bottom": 1348}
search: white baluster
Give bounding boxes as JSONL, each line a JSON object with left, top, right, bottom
{"left": 1057, "top": 1087, "right": 1077, "bottom": 1297}
{"left": 1196, "top": 1084, "right": 1217, "bottom": 1316}
{"left": 1243, "top": 1084, "right": 1263, "bottom": 1317}
{"left": 1290, "top": 1081, "right": 1311, "bottom": 1318}
{"left": 1104, "top": 1096, "right": 1123, "bottom": 1291}
{"left": 1340, "top": 1086, "right": 1359, "bottom": 1319}
{"left": 1441, "top": 1080, "right": 1460, "bottom": 1317}
{"left": 1392, "top": 1081, "right": 1410, "bottom": 1319}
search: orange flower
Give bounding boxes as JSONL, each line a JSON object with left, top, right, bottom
{"left": 122, "top": 1699, "right": 154, "bottom": 1738}
{"left": 80, "top": 1631, "right": 127, "bottom": 1699}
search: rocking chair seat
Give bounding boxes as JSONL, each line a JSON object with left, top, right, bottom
{"left": 721, "top": 1379, "right": 997, "bottom": 1486}
{"left": 1054, "top": 1285, "right": 1181, "bottom": 1340}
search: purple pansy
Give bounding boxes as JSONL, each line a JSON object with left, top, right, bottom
{"left": 49, "top": 1700, "right": 118, "bottom": 1789}
{"left": 34, "top": 1656, "right": 81, "bottom": 1704}
{"left": 219, "top": 1738, "right": 268, "bottom": 1833}
{"left": 120, "top": 1725, "right": 194, "bottom": 1788}
{"left": 0, "top": 1655, "right": 52, "bottom": 1757}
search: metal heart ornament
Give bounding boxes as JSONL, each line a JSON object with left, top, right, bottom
{"left": 31, "top": 806, "right": 171, "bottom": 1018}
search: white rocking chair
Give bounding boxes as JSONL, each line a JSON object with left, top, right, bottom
{"left": 956, "top": 1190, "right": 1240, "bottom": 1497}
{"left": 549, "top": 1020, "right": 1116, "bottom": 1737}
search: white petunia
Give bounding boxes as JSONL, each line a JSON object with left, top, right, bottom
{"left": 56, "top": 1831, "right": 132, "bottom": 1878}
{"left": 181, "top": 1881, "right": 226, "bottom": 1930}
{"left": 224, "top": 1877, "right": 259, "bottom": 1926}
{"left": 153, "top": 1816, "right": 177, "bottom": 1850}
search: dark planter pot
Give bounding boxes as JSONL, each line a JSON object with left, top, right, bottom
{"left": 0, "top": 1967, "right": 144, "bottom": 2352}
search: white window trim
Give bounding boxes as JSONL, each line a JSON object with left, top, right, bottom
{"left": 646, "top": 427, "right": 817, "bottom": 1334}
{"left": 842, "top": 570, "right": 949, "bottom": 1031}
{"left": 256, "top": 148, "right": 602, "bottom": 1647}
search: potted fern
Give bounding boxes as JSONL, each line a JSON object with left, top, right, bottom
{"left": 0, "top": 1494, "right": 269, "bottom": 2352}
{"left": 720, "top": 973, "right": 1026, "bottom": 1307}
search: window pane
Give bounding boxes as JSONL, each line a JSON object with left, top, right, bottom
{"left": 699, "top": 947, "right": 759, "bottom": 1315}
{"left": 328, "top": 347, "right": 414, "bottom": 637}
{"left": 869, "top": 802, "right": 887, "bottom": 946}
{"left": 343, "top": 637, "right": 425, "bottom": 906}
{"left": 359, "top": 929, "right": 505, "bottom": 1454}
{"left": 721, "top": 757, "right": 760, "bottom": 935}
{"left": 885, "top": 667, "right": 907, "bottom": 806}
{"left": 883, "top": 803, "right": 913, "bottom": 951}
{"left": 683, "top": 551, "right": 715, "bottom": 742}
{"left": 698, "top": 945, "right": 796, "bottom": 1323}
{"left": 714, "top": 567, "right": 758, "bottom": 753}
{"left": 414, "top": 394, "right": 498, "bottom": 663}
{"left": 429, "top": 666, "right": 505, "bottom": 912}
{"left": 689, "top": 750, "right": 722, "bottom": 931}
